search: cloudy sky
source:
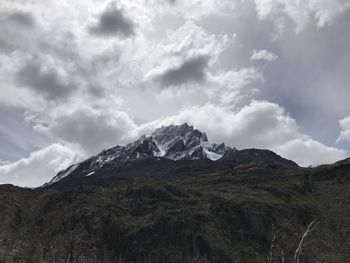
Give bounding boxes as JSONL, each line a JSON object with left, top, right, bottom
{"left": 1, "top": 0, "right": 350, "bottom": 187}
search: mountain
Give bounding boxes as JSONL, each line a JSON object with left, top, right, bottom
{"left": 0, "top": 124, "right": 348, "bottom": 262}
{"left": 48, "top": 123, "right": 296, "bottom": 186}
{"left": 1, "top": 157, "right": 350, "bottom": 262}
{"left": 221, "top": 148, "right": 298, "bottom": 167}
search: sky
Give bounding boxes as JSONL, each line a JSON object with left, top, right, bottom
{"left": 1, "top": 0, "right": 350, "bottom": 187}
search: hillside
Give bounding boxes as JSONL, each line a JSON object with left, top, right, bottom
{"left": 0, "top": 158, "right": 349, "bottom": 262}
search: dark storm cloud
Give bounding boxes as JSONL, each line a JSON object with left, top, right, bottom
{"left": 157, "top": 55, "right": 210, "bottom": 87}
{"left": 89, "top": 3, "right": 135, "bottom": 38}
{"left": 6, "top": 11, "right": 35, "bottom": 27}
{"left": 16, "top": 60, "right": 74, "bottom": 101}
{"left": 0, "top": 11, "right": 35, "bottom": 27}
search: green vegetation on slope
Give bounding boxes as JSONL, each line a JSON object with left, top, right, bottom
{"left": 0, "top": 160, "right": 350, "bottom": 262}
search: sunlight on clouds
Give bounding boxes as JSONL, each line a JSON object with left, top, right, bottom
{"left": 250, "top": 49, "right": 278, "bottom": 61}
{"left": 337, "top": 116, "right": 350, "bottom": 143}
{"left": 255, "top": 0, "right": 350, "bottom": 32}
{"left": 0, "top": 143, "right": 80, "bottom": 187}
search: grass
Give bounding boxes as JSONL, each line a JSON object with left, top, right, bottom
{"left": 0, "top": 160, "right": 349, "bottom": 262}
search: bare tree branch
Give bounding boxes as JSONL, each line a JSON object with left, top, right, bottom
{"left": 266, "top": 226, "right": 281, "bottom": 263}
{"left": 294, "top": 217, "right": 319, "bottom": 263}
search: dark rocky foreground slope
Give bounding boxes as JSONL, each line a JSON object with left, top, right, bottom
{"left": 1, "top": 157, "right": 350, "bottom": 263}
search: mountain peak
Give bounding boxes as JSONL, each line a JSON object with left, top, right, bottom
{"left": 46, "top": 123, "right": 296, "bottom": 186}
{"left": 151, "top": 123, "right": 210, "bottom": 159}
{"left": 151, "top": 123, "right": 206, "bottom": 141}
{"left": 48, "top": 123, "right": 233, "bottom": 185}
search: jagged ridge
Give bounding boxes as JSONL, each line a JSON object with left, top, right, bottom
{"left": 48, "top": 123, "right": 235, "bottom": 184}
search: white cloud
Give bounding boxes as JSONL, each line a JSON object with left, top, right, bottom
{"left": 32, "top": 106, "right": 138, "bottom": 156}
{"left": 176, "top": 0, "right": 236, "bottom": 20}
{"left": 207, "top": 68, "right": 262, "bottom": 105}
{"left": 140, "top": 20, "right": 260, "bottom": 108}
{"left": 276, "top": 138, "right": 347, "bottom": 167}
{"left": 309, "top": 0, "right": 350, "bottom": 27}
{"left": 128, "top": 20, "right": 242, "bottom": 114}
{"left": 139, "top": 100, "right": 299, "bottom": 148}
{"left": 250, "top": 49, "right": 278, "bottom": 61}
{"left": 337, "top": 116, "right": 350, "bottom": 143}
{"left": 144, "top": 20, "right": 232, "bottom": 77}
{"left": 0, "top": 143, "right": 80, "bottom": 187}
{"left": 255, "top": 0, "right": 350, "bottom": 32}
{"left": 140, "top": 0, "right": 237, "bottom": 21}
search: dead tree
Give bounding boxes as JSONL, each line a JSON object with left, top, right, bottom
{"left": 266, "top": 228, "right": 280, "bottom": 263}
{"left": 294, "top": 218, "right": 319, "bottom": 263}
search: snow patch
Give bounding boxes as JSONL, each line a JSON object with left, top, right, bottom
{"left": 153, "top": 138, "right": 166, "bottom": 157}
{"left": 85, "top": 171, "right": 95, "bottom": 177}
{"left": 49, "top": 163, "right": 79, "bottom": 184}
{"left": 204, "top": 150, "right": 223, "bottom": 161}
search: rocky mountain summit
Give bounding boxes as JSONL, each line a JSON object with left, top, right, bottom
{"left": 48, "top": 123, "right": 297, "bottom": 186}
{"left": 48, "top": 123, "right": 235, "bottom": 185}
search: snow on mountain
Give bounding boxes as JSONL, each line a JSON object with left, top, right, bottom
{"left": 49, "top": 164, "right": 79, "bottom": 184}
{"left": 48, "top": 123, "right": 236, "bottom": 185}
